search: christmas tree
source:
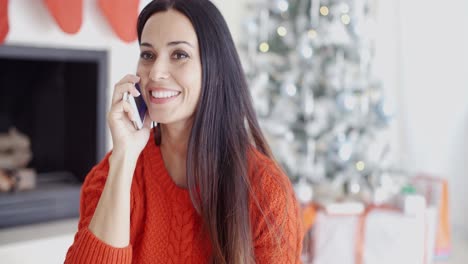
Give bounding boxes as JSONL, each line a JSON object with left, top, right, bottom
{"left": 240, "top": 0, "right": 398, "bottom": 204}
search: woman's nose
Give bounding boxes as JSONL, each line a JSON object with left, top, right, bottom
{"left": 149, "top": 59, "right": 170, "bottom": 81}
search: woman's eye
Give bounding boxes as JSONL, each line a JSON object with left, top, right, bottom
{"left": 173, "top": 51, "right": 189, "bottom": 60}
{"left": 140, "top": 51, "right": 155, "bottom": 60}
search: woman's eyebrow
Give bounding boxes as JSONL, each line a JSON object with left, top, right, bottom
{"left": 167, "top": 41, "right": 194, "bottom": 48}
{"left": 140, "top": 41, "right": 194, "bottom": 48}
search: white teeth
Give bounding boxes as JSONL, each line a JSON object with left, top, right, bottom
{"left": 151, "top": 90, "right": 180, "bottom": 99}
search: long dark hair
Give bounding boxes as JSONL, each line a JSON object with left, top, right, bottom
{"left": 138, "top": 1, "right": 274, "bottom": 263}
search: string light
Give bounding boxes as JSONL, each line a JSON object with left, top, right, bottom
{"left": 277, "top": 26, "right": 287, "bottom": 37}
{"left": 308, "top": 29, "right": 317, "bottom": 39}
{"left": 259, "top": 42, "right": 269, "bottom": 52}
{"left": 356, "top": 161, "right": 365, "bottom": 171}
{"left": 341, "top": 14, "right": 351, "bottom": 25}
{"left": 320, "top": 6, "right": 329, "bottom": 16}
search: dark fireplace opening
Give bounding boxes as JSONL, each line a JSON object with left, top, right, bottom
{"left": 0, "top": 45, "right": 108, "bottom": 228}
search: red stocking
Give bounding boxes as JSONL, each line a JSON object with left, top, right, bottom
{"left": 98, "top": 0, "right": 139, "bottom": 43}
{"left": 43, "top": 0, "right": 83, "bottom": 34}
{"left": 0, "top": 0, "right": 8, "bottom": 44}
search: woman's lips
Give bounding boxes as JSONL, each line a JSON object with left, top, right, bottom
{"left": 147, "top": 87, "right": 181, "bottom": 104}
{"left": 149, "top": 94, "right": 180, "bottom": 104}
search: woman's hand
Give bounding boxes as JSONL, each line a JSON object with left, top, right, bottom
{"left": 107, "top": 74, "right": 152, "bottom": 157}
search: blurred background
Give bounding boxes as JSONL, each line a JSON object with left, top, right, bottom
{"left": 0, "top": 0, "right": 466, "bottom": 263}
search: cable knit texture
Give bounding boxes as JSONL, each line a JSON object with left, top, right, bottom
{"left": 65, "top": 134, "right": 303, "bottom": 263}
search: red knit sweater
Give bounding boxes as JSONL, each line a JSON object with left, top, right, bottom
{"left": 65, "top": 135, "right": 303, "bottom": 263}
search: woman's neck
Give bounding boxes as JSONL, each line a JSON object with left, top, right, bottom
{"left": 159, "top": 121, "right": 192, "bottom": 188}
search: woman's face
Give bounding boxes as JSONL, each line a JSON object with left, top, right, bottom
{"left": 137, "top": 9, "right": 202, "bottom": 126}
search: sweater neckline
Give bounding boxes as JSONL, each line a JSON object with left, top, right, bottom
{"left": 147, "top": 135, "right": 191, "bottom": 200}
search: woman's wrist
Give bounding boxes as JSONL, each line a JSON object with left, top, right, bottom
{"left": 108, "top": 149, "right": 139, "bottom": 187}
{"left": 110, "top": 147, "right": 140, "bottom": 165}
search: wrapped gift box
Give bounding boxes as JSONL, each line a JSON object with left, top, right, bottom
{"left": 304, "top": 202, "right": 438, "bottom": 264}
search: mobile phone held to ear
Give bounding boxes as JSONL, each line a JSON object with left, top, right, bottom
{"left": 124, "top": 83, "right": 147, "bottom": 130}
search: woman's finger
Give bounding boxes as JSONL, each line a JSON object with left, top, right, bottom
{"left": 111, "top": 75, "right": 141, "bottom": 105}
{"left": 111, "top": 82, "right": 141, "bottom": 105}
{"left": 115, "top": 74, "right": 140, "bottom": 86}
{"left": 121, "top": 100, "right": 137, "bottom": 122}
{"left": 108, "top": 99, "right": 137, "bottom": 122}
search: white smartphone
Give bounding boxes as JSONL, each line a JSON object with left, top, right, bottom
{"left": 124, "top": 83, "right": 147, "bottom": 130}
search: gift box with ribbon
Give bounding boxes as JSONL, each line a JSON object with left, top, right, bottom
{"left": 301, "top": 199, "right": 439, "bottom": 264}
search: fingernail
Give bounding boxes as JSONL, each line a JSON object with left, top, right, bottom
{"left": 136, "top": 91, "right": 141, "bottom": 96}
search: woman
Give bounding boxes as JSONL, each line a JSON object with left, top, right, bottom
{"left": 65, "top": 0, "right": 303, "bottom": 263}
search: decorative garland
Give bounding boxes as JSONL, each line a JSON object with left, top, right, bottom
{"left": 0, "top": 0, "right": 140, "bottom": 44}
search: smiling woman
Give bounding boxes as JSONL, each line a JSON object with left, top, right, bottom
{"left": 64, "top": 1, "right": 303, "bottom": 263}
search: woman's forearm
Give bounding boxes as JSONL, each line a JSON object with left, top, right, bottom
{"left": 88, "top": 149, "right": 138, "bottom": 248}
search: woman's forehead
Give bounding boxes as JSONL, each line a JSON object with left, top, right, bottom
{"left": 141, "top": 9, "right": 198, "bottom": 47}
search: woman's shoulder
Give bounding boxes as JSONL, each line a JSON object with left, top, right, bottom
{"left": 247, "top": 147, "right": 298, "bottom": 220}
{"left": 247, "top": 146, "right": 292, "bottom": 191}
{"left": 247, "top": 146, "right": 303, "bottom": 258}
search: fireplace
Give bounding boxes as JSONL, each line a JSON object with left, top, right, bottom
{"left": 0, "top": 45, "right": 108, "bottom": 228}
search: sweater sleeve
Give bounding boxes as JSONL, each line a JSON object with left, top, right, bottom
{"left": 250, "top": 160, "right": 304, "bottom": 264}
{"left": 64, "top": 152, "right": 133, "bottom": 264}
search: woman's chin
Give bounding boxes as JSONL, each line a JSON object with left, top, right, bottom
{"left": 148, "top": 113, "right": 167, "bottom": 124}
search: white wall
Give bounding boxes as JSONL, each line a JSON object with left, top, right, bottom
{"left": 375, "top": 0, "right": 468, "bottom": 239}
{"left": 5, "top": 0, "right": 247, "bottom": 150}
